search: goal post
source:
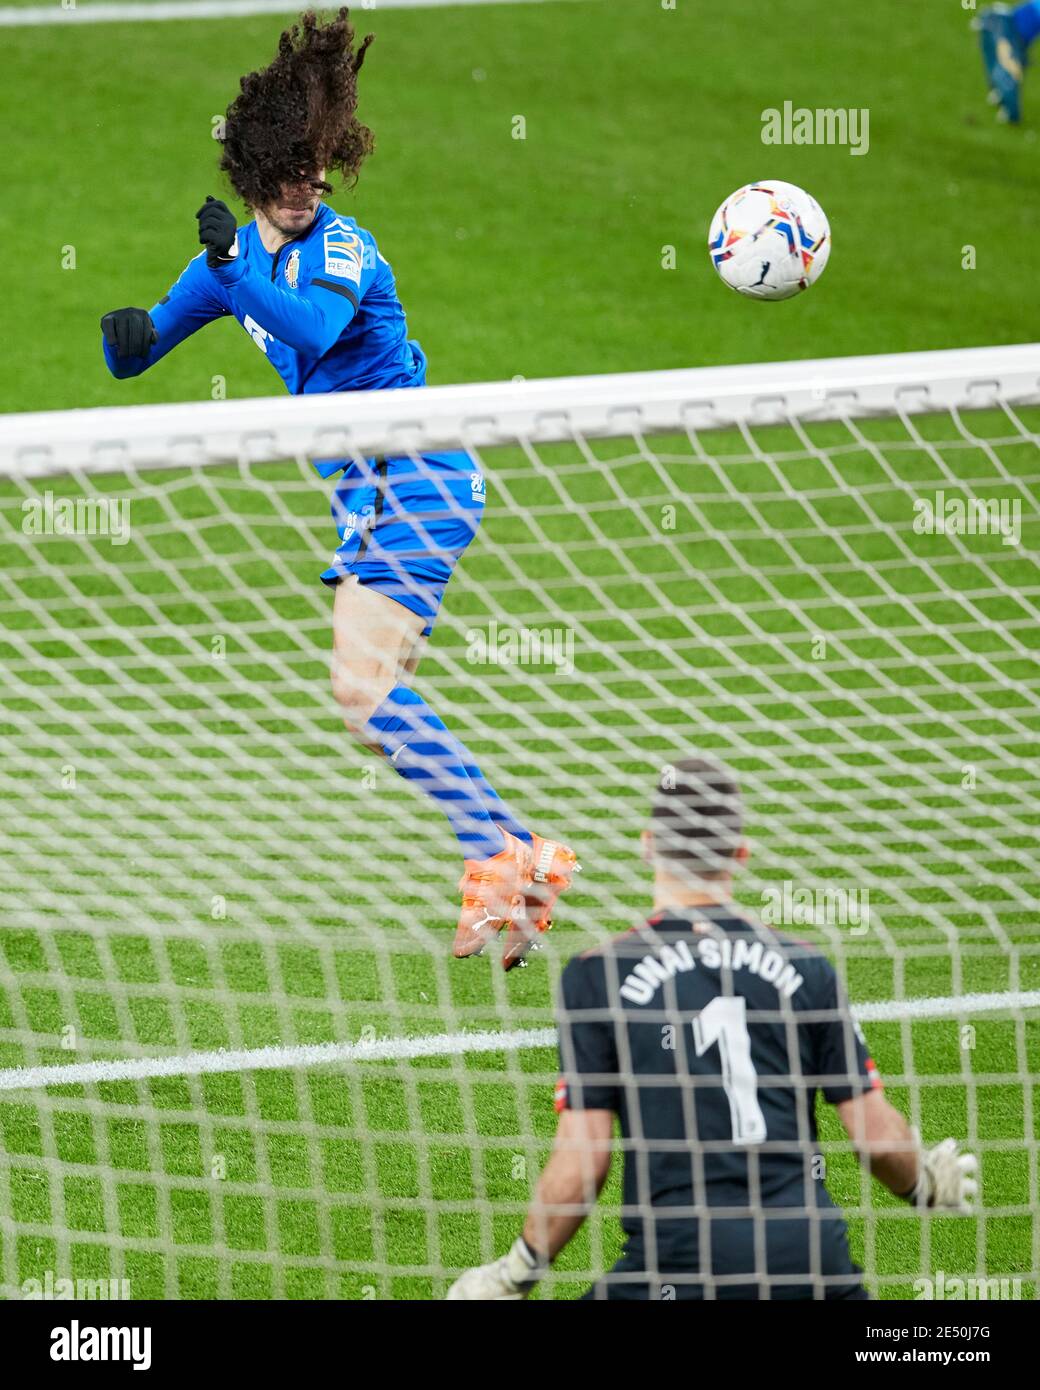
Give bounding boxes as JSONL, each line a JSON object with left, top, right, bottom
{"left": 4, "top": 341, "right": 1040, "bottom": 475}
{"left": 0, "top": 344, "right": 1037, "bottom": 1300}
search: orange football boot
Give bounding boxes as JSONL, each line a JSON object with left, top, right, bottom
{"left": 453, "top": 831, "right": 529, "bottom": 959}
{"left": 502, "top": 834, "right": 580, "bottom": 971}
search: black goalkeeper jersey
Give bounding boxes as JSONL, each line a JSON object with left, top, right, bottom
{"left": 555, "top": 904, "right": 881, "bottom": 1298}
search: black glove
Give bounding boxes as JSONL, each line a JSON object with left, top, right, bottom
{"left": 100, "top": 307, "right": 158, "bottom": 360}
{"left": 196, "top": 196, "right": 238, "bottom": 267}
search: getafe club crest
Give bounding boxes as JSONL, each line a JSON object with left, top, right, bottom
{"left": 284, "top": 248, "right": 301, "bottom": 289}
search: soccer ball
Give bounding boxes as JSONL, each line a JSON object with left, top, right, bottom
{"left": 708, "top": 181, "right": 830, "bottom": 301}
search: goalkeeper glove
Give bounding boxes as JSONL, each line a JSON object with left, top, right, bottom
{"left": 196, "top": 196, "right": 239, "bottom": 267}
{"left": 902, "top": 1130, "right": 978, "bottom": 1212}
{"left": 100, "top": 308, "right": 158, "bottom": 360}
{"left": 445, "top": 1237, "right": 547, "bottom": 1301}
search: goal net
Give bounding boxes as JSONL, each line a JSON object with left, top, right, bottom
{"left": 0, "top": 344, "right": 1037, "bottom": 1301}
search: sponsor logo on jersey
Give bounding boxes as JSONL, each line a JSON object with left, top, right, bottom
{"left": 470, "top": 471, "right": 486, "bottom": 501}
{"left": 323, "top": 225, "right": 363, "bottom": 283}
{"left": 284, "top": 247, "right": 300, "bottom": 289}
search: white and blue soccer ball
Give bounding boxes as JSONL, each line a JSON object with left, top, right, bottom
{"left": 708, "top": 180, "right": 830, "bottom": 301}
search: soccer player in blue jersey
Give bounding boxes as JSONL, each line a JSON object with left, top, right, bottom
{"left": 99, "top": 8, "right": 577, "bottom": 967}
{"left": 975, "top": 3, "right": 1040, "bottom": 122}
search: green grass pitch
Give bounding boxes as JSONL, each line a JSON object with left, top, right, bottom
{"left": 0, "top": 0, "right": 1038, "bottom": 1300}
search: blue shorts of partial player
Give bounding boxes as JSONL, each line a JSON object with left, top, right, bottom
{"left": 318, "top": 450, "right": 485, "bottom": 637}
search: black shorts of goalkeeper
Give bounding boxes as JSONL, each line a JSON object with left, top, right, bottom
{"left": 580, "top": 1211, "right": 869, "bottom": 1301}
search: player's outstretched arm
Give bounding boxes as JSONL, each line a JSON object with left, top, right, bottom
{"left": 100, "top": 253, "right": 228, "bottom": 380}
{"left": 445, "top": 1108, "right": 613, "bottom": 1300}
{"left": 100, "top": 308, "right": 158, "bottom": 376}
{"left": 197, "top": 198, "right": 361, "bottom": 359}
{"left": 523, "top": 1107, "right": 614, "bottom": 1259}
{"left": 836, "top": 1091, "right": 979, "bottom": 1212}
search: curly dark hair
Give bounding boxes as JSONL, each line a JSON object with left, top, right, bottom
{"left": 220, "top": 8, "right": 374, "bottom": 209}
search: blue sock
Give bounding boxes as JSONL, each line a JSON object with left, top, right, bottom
{"left": 1013, "top": 1, "right": 1040, "bottom": 45}
{"left": 366, "top": 686, "right": 509, "bottom": 861}
{"left": 454, "top": 739, "right": 533, "bottom": 845}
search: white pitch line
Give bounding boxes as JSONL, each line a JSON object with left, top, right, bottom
{"left": 0, "top": 1027, "right": 560, "bottom": 1092}
{"left": 1, "top": 990, "right": 1039, "bottom": 1094}
{"left": 0, "top": 0, "right": 571, "bottom": 28}
{"left": 853, "top": 989, "right": 1040, "bottom": 1023}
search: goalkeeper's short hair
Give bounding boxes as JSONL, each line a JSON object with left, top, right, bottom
{"left": 650, "top": 755, "right": 743, "bottom": 876}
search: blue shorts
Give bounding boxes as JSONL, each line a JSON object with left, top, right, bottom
{"left": 319, "top": 450, "right": 485, "bottom": 636}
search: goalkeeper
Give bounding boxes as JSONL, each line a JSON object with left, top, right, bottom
{"left": 448, "top": 758, "right": 978, "bottom": 1300}
{"left": 99, "top": 8, "right": 577, "bottom": 969}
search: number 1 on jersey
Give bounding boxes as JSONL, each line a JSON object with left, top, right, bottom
{"left": 692, "top": 996, "right": 768, "bottom": 1145}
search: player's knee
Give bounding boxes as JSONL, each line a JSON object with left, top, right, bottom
{"left": 331, "top": 678, "right": 379, "bottom": 734}
{"left": 329, "top": 661, "right": 391, "bottom": 737}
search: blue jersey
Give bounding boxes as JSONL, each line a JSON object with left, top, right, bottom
{"left": 102, "top": 202, "right": 483, "bottom": 637}
{"left": 101, "top": 202, "right": 427, "bottom": 406}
